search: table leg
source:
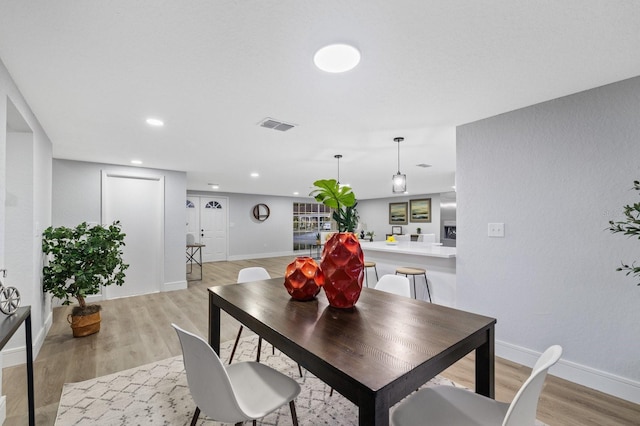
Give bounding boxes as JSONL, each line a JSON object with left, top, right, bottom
{"left": 475, "top": 325, "right": 495, "bottom": 398}
{"left": 208, "top": 292, "right": 221, "bottom": 355}
{"left": 358, "top": 393, "right": 389, "bottom": 426}
{"left": 25, "top": 313, "right": 35, "bottom": 426}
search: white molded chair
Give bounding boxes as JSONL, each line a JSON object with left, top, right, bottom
{"left": 391, "top": 345, "right": 563, "bottom": 426}
{"left": 375, "top": 274, "right": 411, "bottom": 298}
{"left": 229, "top": 267, "right": 271, "bottom": 364}
{"left": 172, "top": 324, "right": 300, "bottom": 426}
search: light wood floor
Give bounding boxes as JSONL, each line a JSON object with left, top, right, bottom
{"left": 3, "top": 256, "right": 639, "bottom": 425}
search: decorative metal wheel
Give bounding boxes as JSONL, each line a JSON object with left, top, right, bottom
{"left": 0, "top": 285, "right": 21, "bottom": 315}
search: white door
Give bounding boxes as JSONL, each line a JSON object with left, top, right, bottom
{"left": 102, "top": 172, "right": 164, "bottom": 299}
{"left": 186, "top": 197, "right": 200, "bottom": 244}
{"left": 200, "top": 197, "right": 227, "bottom": 262}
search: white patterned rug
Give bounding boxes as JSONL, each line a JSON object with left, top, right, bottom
{"left": 55, "top": 334, "right": 545, "bottom": 425}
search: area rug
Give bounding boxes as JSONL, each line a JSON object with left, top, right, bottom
{"left": 55, "top": 334, "right": 545, "bottom": 425}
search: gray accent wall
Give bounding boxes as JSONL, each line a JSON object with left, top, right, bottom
{"left": 457, "top": 76, "right": 640, "bottom": 402}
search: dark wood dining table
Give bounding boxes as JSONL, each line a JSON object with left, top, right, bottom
{"left": 208, "top": 278, "right": 496, "bottom": 426}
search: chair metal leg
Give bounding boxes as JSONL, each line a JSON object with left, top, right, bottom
{"left": 290, "top": 400, "right": 299, "bottom": 426}
{"left": 253, "top": 421, "right": 257, "bottom": 426}
{"left": 229, "top": 326, "right": 244, "bottom": 364}
{"left": 190, "top": 407, "right": 201, "bottom": 426}
{"left": 374, "top": 266, "right": 379, "bottom": 281}
{"left": 257, "top": 336, "right": 263, "bottom": 362}
{"left": 412, "top": 275, "right": 417, "bottom": 299}
{"left": 423, "top": 273, "right": 432, "bottom": 302}
{"left": 298, "top": 364, "right": 303, "bottom": 377}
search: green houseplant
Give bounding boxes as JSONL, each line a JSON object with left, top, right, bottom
{"left": 42, "top": 221, "right": 129, "bottom": 336}
{"left": 310, "top": 179, "right": 364, "bottom": 308}
{"left": 608, "top": 180, "right": 640, "bottom": 285}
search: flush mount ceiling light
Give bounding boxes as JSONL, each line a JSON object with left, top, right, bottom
{"left": 130, "top": 160, "right": 143, "bottom": 165}
{"left": 392, "top": 137, "right": 407, "bottom": 193}
{"left": 250, "top": 172, "right": 260, "bottom": 178}
{"left": 145, "top": 117, "right": 164, "bottom": 127}
{"left": 314, "top": 44, "right": 361, "bottom": 73}
{"left": 208, "top": 183, "right": 220, "bottom": 189}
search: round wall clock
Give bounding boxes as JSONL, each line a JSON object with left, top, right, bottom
{"left": 252, "top": 203, "right": 270, "bottom": 221}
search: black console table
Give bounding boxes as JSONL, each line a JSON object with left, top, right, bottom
{"left": 0, "top": 306, "right": 34, "bottom": 426}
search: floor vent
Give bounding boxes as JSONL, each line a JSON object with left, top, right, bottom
{"left": 258, "top": 118, "right": 296, "bottom": 132}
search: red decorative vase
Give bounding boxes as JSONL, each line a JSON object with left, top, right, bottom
{"left": 284, "top": 256, "right": 324, "bottom": 301}
{"left": 320, "top": 232, "right": 364, "bottom": 308}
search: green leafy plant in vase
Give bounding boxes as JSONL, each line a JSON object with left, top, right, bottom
{"left": 42, "top": 221, "right": 129, "bottom": 336}
{"left": 310, "top": 179, "right": 364, "bottom": 308}
{"left": 608, "top": 180, "right": 640, "bottom": 285}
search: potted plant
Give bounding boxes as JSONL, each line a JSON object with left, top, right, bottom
{"left": 365, "top": 231, "right": 375, "bottom": 242}
{"left": 608, "top": 180, "right": 640, "bottom": 285}
{"left": 310, "top": 179, "right": 364, "bottom": 308}
{"left": 42, "top": 221, "right": 129, "bottom": 337}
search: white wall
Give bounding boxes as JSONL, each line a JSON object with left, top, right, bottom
{"left": 52, "top": 159, "right": 187, "bottom": 293}
{"left": 0, "top": 58, "right": 53, "bottom": 423}
{"left": 357, "top": 193, "right": 442, "bottom": 241}
{"left": 457, "top": 76, "right": 640, "bottom": 403}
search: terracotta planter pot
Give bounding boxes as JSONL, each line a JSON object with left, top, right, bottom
{"left": 284, "top": 256, "right": 324, "bottom": 300}
{"left": 68, "top": 311, "right": 101, "bottom": 337}
{"left": 320, "top": 232, "right": 364, "bottom": 309}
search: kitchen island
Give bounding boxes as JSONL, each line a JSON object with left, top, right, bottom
{"left": 359, "top": 241, "right": 456, "bottom": 306}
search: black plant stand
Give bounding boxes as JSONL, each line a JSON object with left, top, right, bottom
{"left": 0, "top": 306, "right": 34, "bottom": 426}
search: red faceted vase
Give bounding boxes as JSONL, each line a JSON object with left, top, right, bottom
{"left": 284, "top": 256, "right": 324, "bottom": 301}
{"left": 320, "top": 232, "right": 364, "bottom": 309}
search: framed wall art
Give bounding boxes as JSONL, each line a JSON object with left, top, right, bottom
{"left": 389, "top": 202, "right": 408, "bottom": 225}
{"left": 410, "top": 198, "right": 431, "bottom": 223}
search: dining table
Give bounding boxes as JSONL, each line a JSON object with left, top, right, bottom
{"left": 208, "top": 278, "right": 496, "bottom": 426}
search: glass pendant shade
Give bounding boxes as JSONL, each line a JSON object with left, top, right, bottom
{"left": 392, "top": 137, "right": 406, "bottom": 193}
{"left": 392, "top": 173, "right": 407, "bottom": 193}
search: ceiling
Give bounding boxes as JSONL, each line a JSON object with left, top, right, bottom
{"left": 1, "top": 1, "right": 639, "bottom": 200}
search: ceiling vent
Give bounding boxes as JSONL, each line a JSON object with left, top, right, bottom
{"left": 258, "top": 117, "right": 296, "bottom": 132}
{"left": 416, "top": 163, "right": 432, "bottom": 168}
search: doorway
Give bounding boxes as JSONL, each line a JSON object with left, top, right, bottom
{"left": 102, "top": 172, "right": 164, "bottom": 299}
{"left": 185, "top": 195, "right": 228, "bottom": 262}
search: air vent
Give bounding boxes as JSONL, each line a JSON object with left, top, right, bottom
{"left": 258, "top": 117, "right": 296, "bottom": 132}
{"left": 416, "top": 163, "right": 432, "bottom": 168}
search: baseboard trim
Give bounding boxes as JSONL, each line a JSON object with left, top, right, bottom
{"left": 227, "top": 251, "right": 295, "bottom": 261}
{"left": 496, "top": 340, "right": 640, "bottom": 404}
{"left": 2, "top": 309, "right": 52, "bottom": 368}
{"left": 163, "top": 280, "right": 187, "bottom": 292}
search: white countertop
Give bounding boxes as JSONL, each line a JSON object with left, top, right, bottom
{"left": 360, "top": 241, "right": 457, "bottom": 258}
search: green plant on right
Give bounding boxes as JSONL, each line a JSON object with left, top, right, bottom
{"left": 608, "top": 180, "right": 640, "bottom": 285}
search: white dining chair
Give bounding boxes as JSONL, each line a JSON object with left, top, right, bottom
{"left": 391, "top": 345, "right": 563, "bottom": 426}
{"left": 172, "top": 324, "right": 300, "bottom": 426}
{"left": 375, "top": 274, "right": 411, "bottom": 298}
{"left": 229, "top": 267, "right": 271, "bottom": 364}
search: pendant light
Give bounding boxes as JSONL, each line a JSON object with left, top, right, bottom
{"left": 335, "top": 154, "right": 342, "bottom": 184}
{"left": 392, "top": 137, "right": 407, "bottom": 193}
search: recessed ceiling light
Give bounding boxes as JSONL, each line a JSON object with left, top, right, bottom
{"left": 130, "top": 160, "right": 143, "bottom": 165}
{"left": 250, "top": 172, "right": 259, "bottom": 178}
{"left": 209, "top": 183, "right": 220, "bottom": 189}
{"left": 146, "top": 117, "right": 164, "bottom": 127}
{"left": 314, "top": 44, "right": 361, "bottom": 73}
{"left": 293, "top": 191, "right": 299, "bottom": 195}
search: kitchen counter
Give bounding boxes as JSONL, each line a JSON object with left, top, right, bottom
{"left": 359, "top": 241, "right": 456, "bottom": 258}
{"left": 360, "top": 241, "right": 457, "bottom": 306}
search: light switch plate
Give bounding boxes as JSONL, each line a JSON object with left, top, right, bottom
{"left": 488, "top": 223, "right": 505, "bottom": 237}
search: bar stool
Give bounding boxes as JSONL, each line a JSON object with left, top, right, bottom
{"left": 364, "top": 261, "right": 379, "bottom": 288}
{"left": 395, "top": 267, "right": 432, "bottom": 302}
